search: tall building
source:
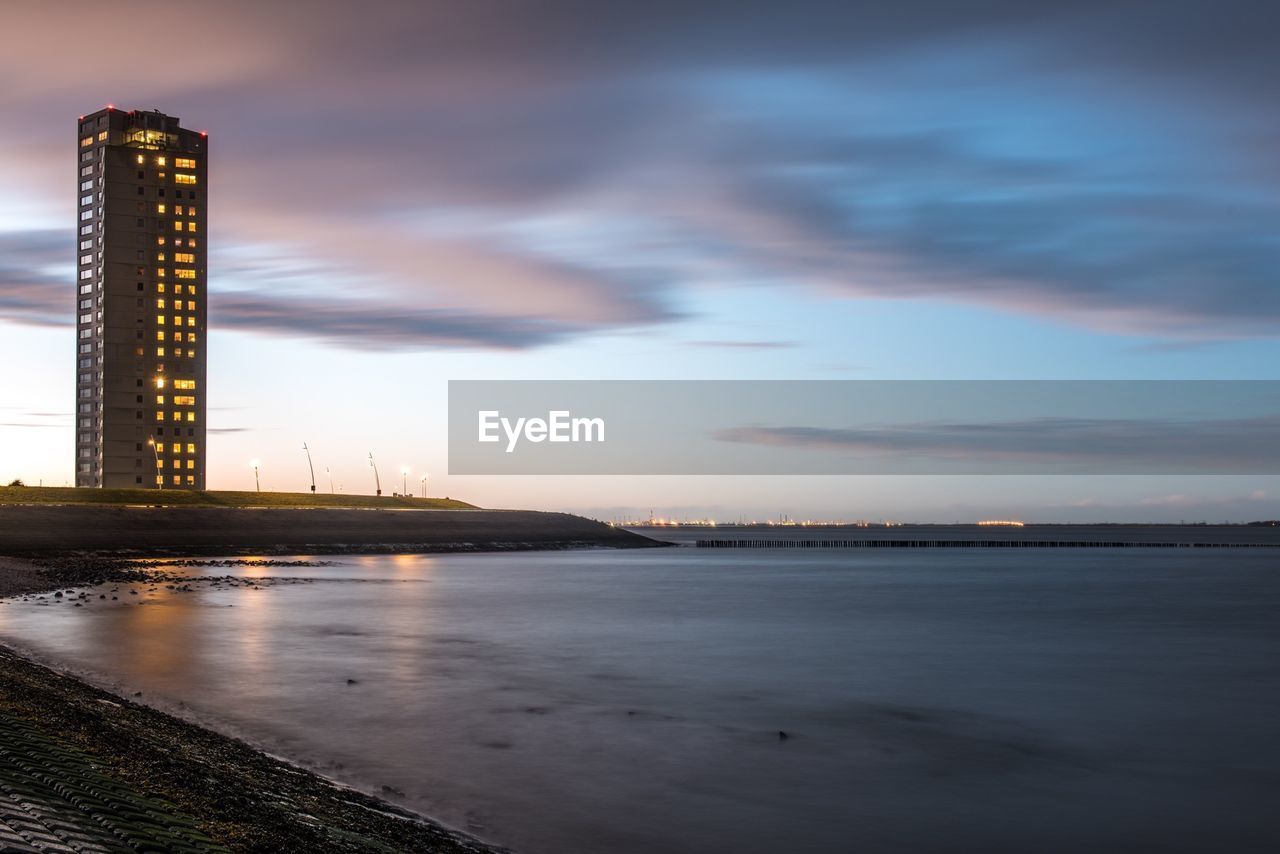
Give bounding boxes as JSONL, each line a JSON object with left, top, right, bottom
{"left": 75, "top": 107, "right": 207, "bottom": 489}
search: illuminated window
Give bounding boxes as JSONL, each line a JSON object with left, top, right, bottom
{"left": 171, "top": 443, "right": 181, "bottom": 454}
{"left": 187, "top": 460, "right": 195, "bottom": 470}
{"left": 186, "top": 475, "right": 195, "bottom": 485}
{"left": 156, "top": 204, "right": 166, "bottom": 214}
{"left": 155, "top": 377, "right": 166, "bottom": 389}
{"left": 156, "top": 475, "right": 164, "bottom": 485}
{"left": 155, "top": 412, "right": 164, "bottom": 422}
{"left": 186, "top": 443, "right": 196, "bottom": 453}
{"left": 157, "top": 283, "right": 166, "bottom": 293}
{"left": 157, "top": 268, "right": 166, "bottom": 278}
{"left": 80, "top": 137, "right": 93, "bottom": 148}
{"left": 174, "top": 395, "right": 195, "bottom": 406}
{"left": 172, "top": 412, "right": 182, "bottom": 422}
{"left": 156, "top": 315, "right": 165, "bottom": 325}
{"left": 175, "top": 379, "right": 196, "bottom": 390}
{"left": 175, "top": 174, "right": 197, "bottom": 185}
{"left": 186, "top": 412, "right": 196, "bottom": 422}
{"left": 157, "top": 236, "right": 167, "bottom": 246}
{"left": 174, "top": 253, "right": 194, "bottom": 263}
{"left": 187, "top": 332, "right": 197, "bottom": 343}
{"left": 156, "top": 156, "right": 167, "bottom": 166}
{"left": 187, "top": 316, "right": 196, "bottom": 327}
{"left": 156, "top": 395, "right": 165, "bottom": 405}
{"left": 156, "top": 298, "right": 166, "bottom": 309}
{"left": 157, "top": 253, "right": 166, "bottom": 262}
{"left": 156, "top": 331, "right": 165, "bottom": 341}
{"left": 175, "top": 158, "right": 196, "bottom": 168}
{"left": 97, "top": 131, "right": 107, "bottom": 142}
{"left": 187, "top": 301, "right": 196, "bottom": 311}
{"left": 188, "top": 239, "right": 198, "bottom": 249}
{"left": 156, "top": 347, "right": 165, "bottom": 357}
{"left": 173, "top": 221, "right": 183, "bottom": 231}
{"left": 173, "top": 475, "right": 180, "bottom": 485}
{"left": 188, "top": 286, "right": 197, "bottom": 296}
{"left": 188, "top": 222, "right": 198, "bottom": 233}
{"left": 176, "top": 269, "right": 196, "bottom": 279}
{"left": 136, "top": 154, "right": 145, "bottom": 164}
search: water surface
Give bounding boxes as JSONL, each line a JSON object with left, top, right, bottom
{"left": 2, "top": 542, "right": 1278, "bottom": 853}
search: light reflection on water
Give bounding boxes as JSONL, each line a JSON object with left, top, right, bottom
{"left": 2, "top": 547, "right": 1279, "bottom": 854}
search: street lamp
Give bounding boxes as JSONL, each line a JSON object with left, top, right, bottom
{"left": 302, "top": 443, "right": 316, "bottom": 493}
{"left": 325, "top": 466, "right": 334, "bottom": 494}
{"left": 400, "top": 465, "right": 409, "bottom": 496}
{"left": 250, "top": 459, "right": 260, "bottom": 492}
{"left": 368, "top": 452, "right": 381, "bottom": 496}
{"left": 147, "top": 436, "right": 162, "bottom": 490}
{"left": 419, "top": 473, "right": 427, "bottom": 498}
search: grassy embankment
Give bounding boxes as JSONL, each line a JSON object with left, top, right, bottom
{"left": 0, "top": 485, "right": 474, "bottom": 510}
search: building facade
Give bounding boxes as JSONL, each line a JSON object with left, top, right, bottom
{"left": 75, "top": 108, "right": 207, "bottom": 489}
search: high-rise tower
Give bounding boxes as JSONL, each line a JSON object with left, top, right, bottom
{"left": 75, "top": 107, "right": 207, "bottom": 489}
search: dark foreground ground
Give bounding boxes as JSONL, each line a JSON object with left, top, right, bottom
{"left": 0, "top": 504, "right": 659, "bottom": 557}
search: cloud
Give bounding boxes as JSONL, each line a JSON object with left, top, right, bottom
{"left": 5, "top": 0, "right": 1280, "bottom": 348}
{"left": 715, "top": 415, "right": 1280, "bottom": 473}
{"left": 675, "top": 124, "right": 1280, "bottom": 340}
{"left": 0, "top": 229, "right": 68, "bottom": 327}
{"left": 1135, "top": 490, "right": 1268, "bottom": 508}
{"left": 211, "top": 292, "right": 648, "bottom": 350}
{"left": 686, "top": 339, "right": 796, "bottom": 350}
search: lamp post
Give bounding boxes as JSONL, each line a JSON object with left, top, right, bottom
{"left": 400, "top": 465, "right": 409, "bottom": 496}
{"left": 368, "top": 452, "right": 381, "bottom": 496}
{"left": 302, "top": 443, "right": 316, "bottom": 493}
{"left": 326, "top": 466, "right": 334, "bottom": 494}
{"left": 147, "top": 436, "right": 162, "bottom": 490}
{"left": 419, "top": 474, "right": 427, "bottom": 498}
{"left": 251, "top": 459, "right": 260, "bottom": 492}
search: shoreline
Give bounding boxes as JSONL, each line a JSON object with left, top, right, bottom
{"left": 0, "top": 639, "right": 504, "bottom": 853}
{"left": 0, "top": 505, "right": 662, "bottom": 852}
{"left": 0, "top": 551, "right": 524, "bottom": 852}
{"left": 0, "top": 520, "right": 663, "bottom": 850}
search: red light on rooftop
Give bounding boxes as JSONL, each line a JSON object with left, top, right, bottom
{"left": 200, "top": 131, "right": 208, "bottom": 137}
{"left": 106, "top": 104, "right": 114, "bottom": 110}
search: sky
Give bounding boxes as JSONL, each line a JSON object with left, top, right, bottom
{"left": 1, "top": 0, "right": 1278, "bottom": 522}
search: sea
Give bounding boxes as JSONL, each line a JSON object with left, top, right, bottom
{"left": 2, "top": 526, "right": 1278, "bottom": 853}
